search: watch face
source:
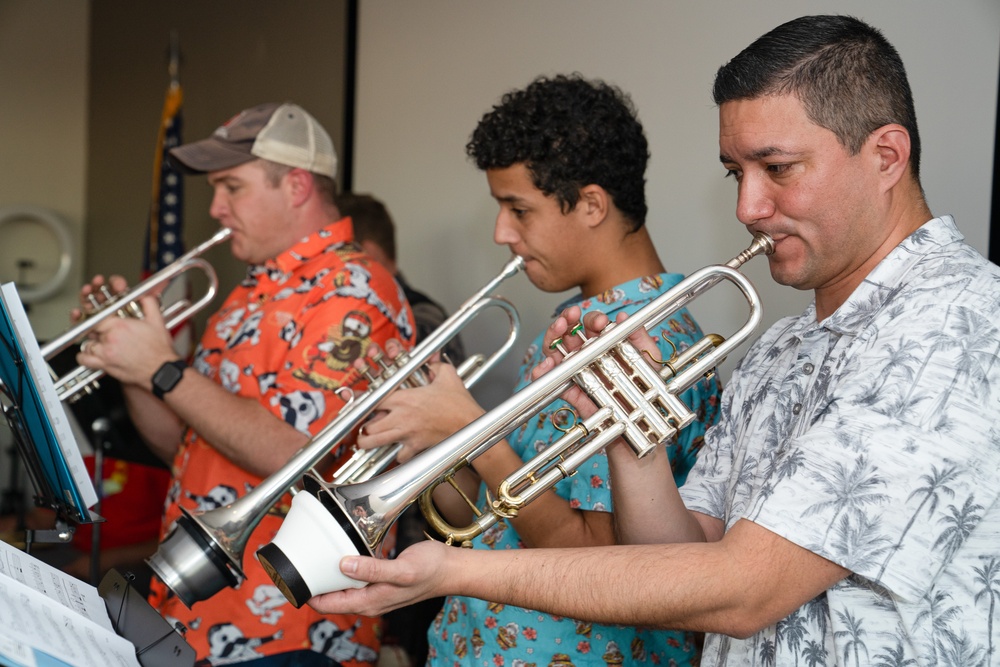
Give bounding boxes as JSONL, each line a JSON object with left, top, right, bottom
{"left": 154, "top": 361, "right": 185, "bottom": 395}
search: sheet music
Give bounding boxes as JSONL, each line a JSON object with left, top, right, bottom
{"left": 0, "top": 540, "right": 140, "bottom": 667}
{"left": 0, "top": 282, "right": 97, "bottom": 511}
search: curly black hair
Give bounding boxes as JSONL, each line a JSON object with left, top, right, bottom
{"left": 466, "top": 74, "right": 649, "bottom": 231}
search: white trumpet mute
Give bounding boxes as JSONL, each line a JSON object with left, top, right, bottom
{"left": 257, "top": 493, "right": 365, "bottom": 607}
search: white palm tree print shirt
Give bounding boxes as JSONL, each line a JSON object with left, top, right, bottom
{"left": 680, "top": 216, "right": 1000, "bottom": 667}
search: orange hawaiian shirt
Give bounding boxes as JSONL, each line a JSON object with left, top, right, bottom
{"left": 148, "top": 218, "right": 414, "bottom": 665}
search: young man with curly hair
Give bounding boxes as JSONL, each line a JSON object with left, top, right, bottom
{"left": 350, "top": 75, "right": 720, "bottom": 667}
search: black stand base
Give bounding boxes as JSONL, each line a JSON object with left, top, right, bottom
{"left": 99, "top": 569, "right": 195, "bottom": 667}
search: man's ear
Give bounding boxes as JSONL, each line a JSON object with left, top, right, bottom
{"left": 870, "top": 124, "right": 911, "bottom": 191}
{"left": 285, "top": 168, "right": 314, "bottom": 207}
{"left": 577, "top": 184, "right": 610, "bottom": 228}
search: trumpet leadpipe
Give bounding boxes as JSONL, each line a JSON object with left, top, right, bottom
{"left": 258, "top": 233, "right": 774, "bottom": 607}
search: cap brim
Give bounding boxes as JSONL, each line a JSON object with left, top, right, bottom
{"left": 168, "top": 137, "right": 257, "bottom": 174}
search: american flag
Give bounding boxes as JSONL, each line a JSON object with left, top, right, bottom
{"left": 144, "top": 80, "right": 184, "bottom": 276}
{"left": 144, "top": 79, "right": 195, "bottom": 356}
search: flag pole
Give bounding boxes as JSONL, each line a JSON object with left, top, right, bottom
{"left": 169, "top": 29, "right": 180, "bottom": 90}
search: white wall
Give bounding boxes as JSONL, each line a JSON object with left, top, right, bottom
{"left": 0, "top": 0, "right": 90, "bottom": 340}
{"left": 353, "top": 0, "right": 1000, "bottom": 408}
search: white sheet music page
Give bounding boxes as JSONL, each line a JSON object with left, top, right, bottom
{"left": 0, "top": 539, "right": 141, "bottom": 667}
{"left": 0, "top": 282, "right": 98, "bottom": 509}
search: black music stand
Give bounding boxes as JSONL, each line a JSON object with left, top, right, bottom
{"left": 0, "top": 283, "right": 100, "bottom": 548}
{"left": 0, "top": 284, "right": 194, "bottom": 667}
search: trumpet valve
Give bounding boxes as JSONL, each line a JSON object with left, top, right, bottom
{"left": 550, "top": 322, "right": 592, "bottom": 357}
{"left": 69, "top": 381, "right": 99, "bottom": 404}
{"left": 549, "top": 337, "right": 568, "bottom": 356}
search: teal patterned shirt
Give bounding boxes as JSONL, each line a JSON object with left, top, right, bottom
{"left": 427, "top": 272, "right": 722, "bottom": 667}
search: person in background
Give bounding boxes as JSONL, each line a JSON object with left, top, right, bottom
{"left": 340, "top": 192, "right": 466, "bottom": 368}
{"left": 76, "top": 102, "right": 414, "bottom": 666}
{"left": 338, "top": 191, "right": 462, "bottom": 667}
{"left": 341, "top": 75, "right": 721, "bottom": 667}
{"left": 310, "top": 16, "right": 1000, "bottom": 667}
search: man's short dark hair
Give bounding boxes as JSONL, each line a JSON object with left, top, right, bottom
{"left": 337, "top": 192, "right": 396, "bottom": 261}
{"left": 467, "top": 74, "right": 649, "bottom": 231}
{"left": 713, "top": 14, "right": 921, "bottom": 182}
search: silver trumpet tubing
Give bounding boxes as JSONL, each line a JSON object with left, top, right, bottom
{"left": 42, "top": 227, "right": 232, "bottom": 403}
{"left": 146, "top": 256, "right": 525, "bottom": 608}
{"left": 257, "top": 233, "right": 773, "bottom": 608}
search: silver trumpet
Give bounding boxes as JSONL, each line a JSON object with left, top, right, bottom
{"left": 257, "top": 233, "right": 773, "bottom": 608}
{"left": 43, "top": 227, "right": 232, "bottom": 403}
{"left": 146, "top": 256, "right": 524, "bottom": 608}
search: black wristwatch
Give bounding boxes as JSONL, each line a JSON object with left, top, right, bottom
{"left": 151, "top": 359, "right": 187, "bottom": 400}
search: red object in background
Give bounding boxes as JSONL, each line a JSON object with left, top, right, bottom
{"left": 72, "top": 456, "right": 170, "bottom": 552}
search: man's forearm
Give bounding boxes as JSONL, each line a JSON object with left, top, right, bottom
{"left": 431, "top": 520, "right": 846, "bottom": 638}
{"left": 450, "top": 540, "right": 729, "bottom": 631}
{"left": 607, "top": 440, "right": 713, "bottom": 544}
{"left": 123, "top": 384, "right": 185, "bottom": 464}
{"left": 159, "top": 371, "right": 310, "bottom": 476}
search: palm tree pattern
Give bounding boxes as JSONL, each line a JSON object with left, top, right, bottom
{"left": 678, "top": 217, "right": 1000, "bottom": 666}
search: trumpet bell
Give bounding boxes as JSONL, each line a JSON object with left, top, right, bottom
{"left": 147, "top": 507, "right": 244, "bottom": 608}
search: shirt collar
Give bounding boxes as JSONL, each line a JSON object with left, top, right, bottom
{"left": 551, "top": 273, "right": 682, "bottom": 317}
{"left": 819, "top": 215, "right": 960, "bottom": 335}
{"left": 251, "top": 217, "right": 354, "bottom": 277}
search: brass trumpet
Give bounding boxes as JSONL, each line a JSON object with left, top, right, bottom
{"left": 42, "top": 227, "right": 232, "bottom": 403}
{"left": 146, "top": 256, "right": 524, "bottom": 608}
{"left": 257, "top": 233, "right": 773, "bottom": 608}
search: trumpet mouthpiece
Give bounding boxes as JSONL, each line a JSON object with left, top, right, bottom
{"left": 726, "top": 233, "right": 775, "bottom": 269}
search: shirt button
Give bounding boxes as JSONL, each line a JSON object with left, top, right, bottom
{"left": 792, "top": 403, "right": 802, "bottom": 415}
{"left": 803, "top": 363, "right": 815, "bottom": 375}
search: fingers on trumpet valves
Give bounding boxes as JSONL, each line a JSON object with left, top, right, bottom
{"left": 86, "top": 291, "right": 104, "bottom": 312}
{"left": 548, "top": 336, "right": 569, "bottom": 356}
{"left": 547, "top": 320, "right": 592, "bottom": 357}
{"left": 79, "top": 279, "right": 132, "bottom": 320}
{"left": 77, "top": 285, "right": 109, "bottom": 318}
